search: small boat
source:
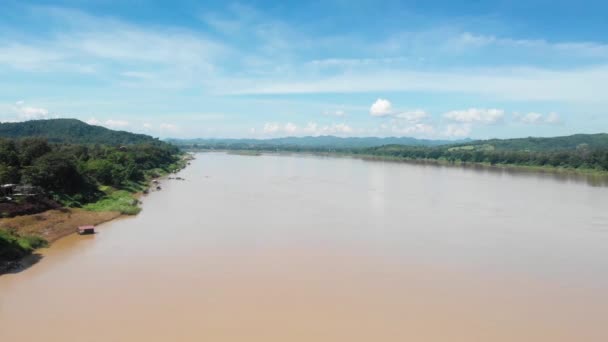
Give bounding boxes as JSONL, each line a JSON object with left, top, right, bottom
{"left": 77, "top": 225, "right": 96, "bottom": 235}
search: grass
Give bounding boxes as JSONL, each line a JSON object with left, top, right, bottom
{"left": 83, "top": 188, "right": 141, "bottom": 215}
{"left": 1, "top": 153, "right": 192, "bottom": 266}
{"left": 447, "top": 144, "right": 495, "bottom": 152}
{"left": 77, "top": 154, "right": 193, "bottom": 215}
{"left": 0, "top": 229, "right": 47, "bottom": 261}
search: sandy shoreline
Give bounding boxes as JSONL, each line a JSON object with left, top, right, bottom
{"left": 0, "top": 154, "right": 193, "bottom": 274}
{"left": 1, "top": 208, "right": 123, "bottom": 243}
{"left": 0, "top": 208, "right": 124, "bottom": 274}
{"left": 0, "top": 181, "right": 170, "bottom": 274}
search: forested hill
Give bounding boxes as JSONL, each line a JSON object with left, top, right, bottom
{"left": 461, "top": 133, "right": 608, "bottom": 152}
{"left": 0, "top": 119, "right": 160, "bottom": 145}
{"left": 169, "top": 136, "right": 464, "bottom": 149}
{"left": 0, "top": 119, "right": 181, "bottom": 203}
{"left": 0, "top": 119, "right": 184, "bottom": 265}
{"left": 361, "top": 133, "right": 608, "bottom": 172}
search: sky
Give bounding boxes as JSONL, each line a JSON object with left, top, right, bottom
{"left": 1, "top": 0, "right": 607, "bottom": 139}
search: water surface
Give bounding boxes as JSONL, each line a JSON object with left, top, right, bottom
{"left": 1, "top": 152, "right": 607, "bottom": 341}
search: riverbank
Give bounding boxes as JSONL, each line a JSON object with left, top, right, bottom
{"left": 192, "top": 148, "right": 608, "bottom": 182}
{"left": 351, "top": 152, "right": 608, "bottom": 177}
{"left": 0, "top": 153, "right": 194, "bottom": 274}
{"left": 0, "top": 209, "right": 122, "bottom": 273}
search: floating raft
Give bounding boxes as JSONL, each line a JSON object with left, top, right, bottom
{"left": 77, "top": 225, "right": 96, "bottom": 235}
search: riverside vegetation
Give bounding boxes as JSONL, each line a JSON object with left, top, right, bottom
{"left": 0, "top": 119, "right": 186, "bottom": 269}
{"left": 175, "top": 133, "right": 608, "bottom": 174}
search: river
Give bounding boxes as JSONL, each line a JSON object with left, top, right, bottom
{"left": 1, "top": 152, "right": 607, "bottom": 341}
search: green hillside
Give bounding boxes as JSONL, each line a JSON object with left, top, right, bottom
{"left": 363, "top": 133, "right": 608, "bottom": 172}
{"left": 0, "top": 119, "right": 160, "bottom": 145}
{"left": 459, "top": 134, "right": 608, "bottom": 152}
{"left": 0, "top": 119, "right": 185, "bottom": 266}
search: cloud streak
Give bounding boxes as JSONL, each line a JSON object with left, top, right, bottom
{"left": 514, "top": 112, "right": 561, "bottom": 125}
{"left": 258, "top": 122, "right": 354, "bottom": 137}
{"left": 219, "top": 65, "right": 608, "bottom": 103}
{"left": 0, "top": 4, "right": 605, "bottom": 139}
{"left": 444, "top": 108, "right": 504, "bottom": 124}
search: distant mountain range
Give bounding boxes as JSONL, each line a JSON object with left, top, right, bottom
{"left": 0, "top": 119, "right": 162, "bottom": 145}
{"left": 168, "top": 136, "right": 469, "bottom": 149}
{"left": 1, "top": 119, "right": 605, "bottom": 152}
{"left": 169, "top": 133, "right": 608, "bottom": 152}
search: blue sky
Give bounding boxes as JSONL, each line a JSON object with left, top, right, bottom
{"left": 1, "top": 0, "right": 607, "bottom": 139}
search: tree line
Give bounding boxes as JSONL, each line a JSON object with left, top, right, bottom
{"left": 181, "top": 140, "right": 608, "bottom": 172}
{"left": 355, "top": 144, "right": 608, "bottom": 171}
{"left": 0, "top": 137, "right": 180, "bottom": 204}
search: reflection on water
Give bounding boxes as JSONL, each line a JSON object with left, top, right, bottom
{"left": 459, "top": 162, "right": 608, "bottom": 187}
{"left": 353, "top": 154, "right": 608, "bottom": 187}
{"left": 1, "top": 152, "right": 607, "bottom": 342}
{"left": 0, "top": 253, "right": 43, "bottom": 275}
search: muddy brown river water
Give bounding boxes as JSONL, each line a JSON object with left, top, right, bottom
{"left": 1, "top": 152, "right": 607, "bottom": 341}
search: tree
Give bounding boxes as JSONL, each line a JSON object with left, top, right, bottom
{"left": 19, "top": 138, "right": 51, "bottom": 165}
{"left": 22, "top": 152, "right": 93, "bottom": 194}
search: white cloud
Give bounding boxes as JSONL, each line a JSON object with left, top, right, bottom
{"left": 263, "top": 122, "right": 280, "bottom": 134}
{"left": 86, "top": 118, "right": 101, "bottom": 125}
{"left": 308, "top": 57, "right": 409, "bottom": 68}
{"left": 370, "top": 98, "right": 393, "bottom": 116}
{"left": 0, "top": 43, "right": 66, "bottom": 71}
{"left": 11, "top": 101, "right": 51, "bottom": 120}
{"left": 3, "top": 7, "right": 608, "bottom": 107}
{"left": 323, "top": 109, "right": 346, "bottom": 117}
{"left": 444, "top": 108, "right": 504, "bottom": 124}
{"left": 104, "top": 119, "right": 130, "bottom": 128}
{"left": 0, "top": 7, "right": 224, "bottom": 86}
{"left": 369, "top": 100, "right": 429, "bottom": 123}
{"left": 514, "top": 112, "right": 561, "bottom": 125}
{"left": 142, "top": 122, "right": 152, "bottom": 130}
{"left": 18, "top": 106, "right": 49, "bottom": 120}
{"left": 160, "top": 123, "right": 179, "bottom": 132}
{"left": 284, "top": 122, "right": 297, "bottom": 133}
{"left": 443, "top": 124, "right": 472, "bottom": 138}
{"left": 302, "top": 122, "right": 353, "bottom": 136}
{"left": 221, "top": 65, "right": 608, "bottom": 103}
{"left": 259, "top": 122, "right": 353, "bottom": 137}
{"left": 394, "top": 110, "right": 429, "bottom": 123}
{"left": 85, "top": 118, "right": 131, "bottom": 129}
{"left": 0, "top": 8, "right": 603, "bottom": 140}
{"left": 324, "top": 123, "right": 353, "bottom": 135}
{"left": 454, "top": 32, "right": 608, "bottom": 58}
{"left": 391, "top": 123, "right": 435, "bottom": 136}
{"left": 545, "top": 112, "right": 561, "bottom": 124}
{"left": 517, "top": 112, "right": 543, "bottom": 124}
{"left": 457, "top": 32, "right": 497, "bottom": 47}
{"left": 302, "top": 122, "right": 318, "bottom": 134}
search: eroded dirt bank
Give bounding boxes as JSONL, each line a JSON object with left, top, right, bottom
{"left": 1, "top": 208, "right": 122, "bottom": 243}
